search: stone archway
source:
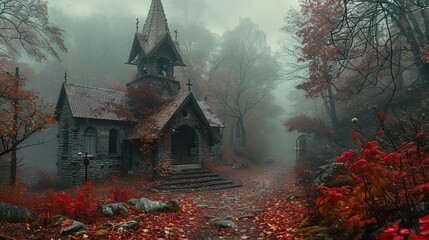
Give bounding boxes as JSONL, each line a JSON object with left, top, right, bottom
{"left": 171, "top": 125, "right": 198, "bottom": 165}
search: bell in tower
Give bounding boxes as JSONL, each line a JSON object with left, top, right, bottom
{"left": 126, "top": 0, "right": 185, "bottom": 96}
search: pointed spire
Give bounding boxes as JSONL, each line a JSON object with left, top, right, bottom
{"left": 141, "top": 0, "right": 170, "bottom": 53}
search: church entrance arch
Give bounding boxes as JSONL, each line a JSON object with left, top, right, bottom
{"left": 171, "top": 125, "right": 198, "bottom": 165}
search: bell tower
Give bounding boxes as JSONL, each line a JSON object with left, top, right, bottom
{"left": 126, "top": 0, "right": 185, "bottom": 96}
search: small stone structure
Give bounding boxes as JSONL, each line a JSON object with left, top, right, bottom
{"left": 55, "top": 0, "right": 224, "bottom": 186}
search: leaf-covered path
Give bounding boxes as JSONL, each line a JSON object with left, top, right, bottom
{"left": 0, "top": 163, "right": 306, "bottom": 239}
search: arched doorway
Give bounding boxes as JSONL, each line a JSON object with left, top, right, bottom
{"left": 171, "top": 125, "right": 198, "bottom": 165}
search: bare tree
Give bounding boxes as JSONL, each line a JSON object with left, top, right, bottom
{"left": 0, "top": 0, "right": 66, "bottom": 61}
{"left": 210, "top": 18, "right": 279, "bottom": 146}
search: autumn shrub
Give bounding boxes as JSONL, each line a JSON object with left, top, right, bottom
{"left": 314, "top": 107, "right": 429, "bottom": 236}
{"left": 108, "top": 175, "right": 133, "bottom": 202}
{"left": 43, "top": 182, "right": 98, "bottom": 222}
{"left": 284, "top": 115, "right": 335, "bottom": 138}
{"left": 0, "top": 183, "right": 28, "bottom": 206}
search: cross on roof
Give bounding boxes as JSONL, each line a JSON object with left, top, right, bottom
{"left": 64, "top": 71, "right": 67, "bottom": 83}
{"left": 174, "top": 30, "right": 178, "bottom": 40}
{"left": 136, "top": 18, "right": 139, "bottom": 32}
{"left": 186, "top": 79, "right": 193, "bottom": 92}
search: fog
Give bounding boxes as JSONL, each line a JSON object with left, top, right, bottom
{"left": 13, "top": 0, "right": 307, "bottom": 184}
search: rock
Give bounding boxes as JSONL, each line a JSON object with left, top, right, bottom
{"left": 135, "top": 198, "right": 180, "bottom": 213}
{"left": 102, "top": 222, "right": 118, "bottom": 228}
{"left": 114, "top": 220, "right": 139, "bottom": 233}
{"left": 253, "top": 209, "right": 264, "bottom": 214}
{"left": 232, "top": 162, "right": 243, "bottom": 169}
{"left": 218, "top": 206, "right": 227, "bottom": 210}
{"left": 287, "top": 195, "right": 299, "bottom": 201}
{"left": 0, "top": 202, "right": 36, "bottom": 223}
{"left": 238, "top": 214, "right": 255, "bottom": 219}
{"left": 133, "top": 216, "right": 144, "bottom": 221}
{"left": 127, "top": 198, "right": 139, "bottom": 206}
{"left": 98, "top": 203, "right": 128, "bottom": 217}
{"left": 215, "top": 220, "right": 235, "bottom": 228}
{"left": 204, "top": 215, "right": 216, "bottom": 220}
{"left": 120, "top": 220, "right": 139, "bottom": 230}
{"left": 72, "top": 230, "right": 87, "bottom": 236}
{"left": 209, "top": 217, "right": 222, "bottom": 223}
{"left": 262, "top": 156, "right": 274, "bottom": 164}
{"left": 60, "top": 220, "right": 87, "bottom": 236}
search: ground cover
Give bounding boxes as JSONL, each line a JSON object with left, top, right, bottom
{"left": 0, "top": 162, "right": 306, "bottom": 239}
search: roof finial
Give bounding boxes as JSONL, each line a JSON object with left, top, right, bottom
{"left": 174, "top": 30, "right": 178, "bottom": 40}
{"left": 64, "top": 71, "right": 67, "bottom": 83}
{"left": 204, "top": 96, "right": 208, "bottom": 102}
{"left": 186, "top": 79, "right": 193, "bottom": 92}
{"left": 136, "top": 18, "right": 139, "bottom": 32}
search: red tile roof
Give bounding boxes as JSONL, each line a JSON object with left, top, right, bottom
{"left": 61, "top": 83, "right": 130, "bottom": 121}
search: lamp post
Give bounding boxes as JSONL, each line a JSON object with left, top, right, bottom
{"left": 78, "top": 152, "right": 90, "bottom": 182}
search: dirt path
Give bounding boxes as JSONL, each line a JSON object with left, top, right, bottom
{"left": 0, "top": 163, "right": 306, "bottom": 239}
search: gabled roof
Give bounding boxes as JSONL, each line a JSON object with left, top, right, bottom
{"left": 130, "top": 92, "right": 219, "bottom": 144}
{"left": 56, "top": 83, "right": 130, "bottom": 121}
{"left": 197, "top": 101, "right": 225, "bottom": 128}
{"left": 142, "top": 0, "right": 169, "bottom": 54}
{"left": 127, "top": 0, "right": 184, "bottom": 66}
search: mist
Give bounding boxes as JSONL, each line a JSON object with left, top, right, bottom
{"left": 10, "top": 0, "right": 306, "bottom": 185}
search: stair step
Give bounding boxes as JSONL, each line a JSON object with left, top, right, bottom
{"left": 153, "top": 168, "right": 242, "bottom": 193}
{"left": 162, "top": 177, "right": 224, "bottom": 186}
{"left": 170, "top": 169, "right": 210, "bottom": 176}
{"left": 169, "top": 173, "right": 219, "bottom": 180}
{"left": 169, "top": 181, "right": 243, "bottom": 194}
{"left": 156, "top": 179, "right": 234, "bottom": 190}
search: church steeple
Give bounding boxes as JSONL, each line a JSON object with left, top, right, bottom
{"left": 127, "top": 0, "right": 185, "bottom": 82}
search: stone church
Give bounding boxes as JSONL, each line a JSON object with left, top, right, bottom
{"left": 55, "top": 0, "right": 223, "bottom": 186}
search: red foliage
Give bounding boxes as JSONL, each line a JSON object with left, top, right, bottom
{"left": 0, "top": 69, "right": 56, "bottom": 157}
{"left": 127, "top": 81, "right": 166, "bottom": 120}
{"left": 108, "top": 175, "right": 133, "bottom": 202}
{"left": 294, "top": 0, "right": 344, "bottom": 98}
{"left": 284, "top": 115, "right": 334, "bottom": 137}
{"left": 377, "top": 215, "right": 429, "bottom": 239}
{"left": 316, "top": 138, "right": 429, "bottom": 232}
{"left": 44, "top": 182, "right": 98, "bottom": 222}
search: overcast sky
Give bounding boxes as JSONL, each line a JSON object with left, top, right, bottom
{"left": 49, "top": 0, "right": 299, "bottom": 51}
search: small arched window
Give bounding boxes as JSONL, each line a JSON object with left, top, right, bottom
{"left": 109, "top": 129, "right": 119, "bottom": 154}
{"left": 84, "top": 128, "right": 97, "bottom": 155}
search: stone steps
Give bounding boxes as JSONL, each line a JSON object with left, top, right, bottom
{"left": 154, "top": 168, "right": 242, "bottom": 193}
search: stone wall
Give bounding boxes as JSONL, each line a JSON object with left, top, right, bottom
{"left": 57, "top": 99, "right": 130, "bottom": 186}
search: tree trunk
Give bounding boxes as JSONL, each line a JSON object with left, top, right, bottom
{"left": 324, "top": 85, "right": 339, "bottom": 128}
{"left": 10, "top": 149, "right": 17, "bottom": 186}
{"left": 10, "top": 67, "right": 19, "bottom": 186}
{"left": 238, "top": 117, "right": 247, "bottom": 146}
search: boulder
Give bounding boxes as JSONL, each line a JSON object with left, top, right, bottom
{"left": 60, "top": 220, "right": 88, "bottom": 236}
{"left": 135, "top": 198, "right": 180, "bottom": 213}
{"left": 215, "top": 220, "right": 235, "bottom": 228}
{"left": 232, "top": 162, "right": 243, "bottom": 169}
{"left": 114, "top": 220, "right": 139, "bottom": 233}
{"left": 0, "top": 202, "right": 36, "bottom": 223}
{"left": 98, "top": 203, "right": 128, "bottom": 217}
{"left": 127, "top": 198, "right": 139, "bottom": 206}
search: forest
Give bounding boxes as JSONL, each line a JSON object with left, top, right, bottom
{"left": 0, "top": 0, "right": 429, "bottom": 239}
